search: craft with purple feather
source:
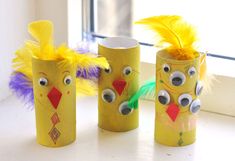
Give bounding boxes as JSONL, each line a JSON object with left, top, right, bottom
{"left": 9, "top": 21, "right": 109, "bottom": 107}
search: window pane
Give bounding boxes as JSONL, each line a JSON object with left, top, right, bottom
{"left": 94, "top": 0, "right": 235, "bottom": 58}
{"left": 95, "top": 0, "right": 132, "bottom": 37}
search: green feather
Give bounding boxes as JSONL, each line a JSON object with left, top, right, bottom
{"left": 128, "top": 80, "right": 156, "bottom": 109}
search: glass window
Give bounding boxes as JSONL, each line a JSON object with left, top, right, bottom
{"left": 82, "top": 0, "right": 235, "bottom": 76}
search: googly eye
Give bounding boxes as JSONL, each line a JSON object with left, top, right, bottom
{"left": 188, "top": 67, "right": 196, "bottom": 77}
{"left": 64, "top": 75, "right": 72, "bottom": 85}
{"left": 102, "top": 89, "right": 116, "bottom": 103}
{"left": 123, "top": 66, "right": 132, "bottom": 76}
{"left": 119, "top": 101, "right": 133, "bottom": 115}
{"left": 178, "top": 94, "right": 192, "bottom": 107}
{"left": 170, "top": 71, "right": 186, "bottom": 86}
{"left": 158, "top": 90, "right": 170, "bottom": 105}
{"left": 190, "top": 99, "right": 201, "bottom": 114}
{"left": 38, "top": 77, "right": 48, "bottom": 86}
{"left": 163, "top": 64, "right": 170, "bottom": 72}
{"left": 195, "top": 81, "right": 203, "bottom": 96}
{"left": 104, "top": 67, "right": 112, "bottom": 74}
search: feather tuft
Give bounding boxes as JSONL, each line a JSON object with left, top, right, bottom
{"left": 128, "top": 80, "right": 156, "bottom": 109}
{"left": 136, "top": 15, "right": 198, "bottom": 60}
{"left": 75, "top": 42, "right": 101, "bottom": 80}
{"left": 9, "top": 72, "right": 34, "bottom": 105}
{"left": 199, "top": 52, "right": 207, "bottom": 80}
{"left": 76, "top": 67, "right": 100, "bottom": 80}
{"left": 12, "top": 46, "right": 33, "bottom": 79}
{"left": 28, "top": 20, "right": 53, "bottom": 48}
{"left": 76, "top": 78, "right": 97, "bottom": 96}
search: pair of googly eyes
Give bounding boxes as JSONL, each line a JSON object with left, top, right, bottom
{"left": 163, "top": 64, "right": 196, "bottom": 77}
{"left": 158, "top": 90, "right": 192, "bottom": 107}
{"left": 158, "top": 90, "right": 201, "bottom": 113}
{"left": 38, "top": 75, "right": 72, "bottom": 86}
{"left": 104, "top": 66, "right": 132, "bottom": 76}
{"left": 101, "top": 89, "right": 133, "bottom": 115}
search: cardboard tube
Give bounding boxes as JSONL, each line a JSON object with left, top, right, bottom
{"left": 32, "top": 57, "right": 76, "bottom": 147}
{"left": 98, "top": 37, "right": 140, "bottom": 132}
{"left": 155, "top": 50, "right": 200, "bottom": 146}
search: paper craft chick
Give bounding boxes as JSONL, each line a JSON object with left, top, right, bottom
{"left": 9, "top": 20, "right": 109, "bottom": 147}
{"left": 98, "top": 37, "right": 140, "bottom": 132}
{"left": 129, "top": 16, "right": 207, "bottom": 146}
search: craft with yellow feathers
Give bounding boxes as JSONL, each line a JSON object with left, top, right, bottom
{"left": 9, "top": 20, "right": 109, "bottom": 147}
{"left": 129, "top": 15, "right": 207, "bottom": 146}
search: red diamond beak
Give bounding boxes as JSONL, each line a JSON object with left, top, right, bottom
{"left": 166, "top": 103, "right": 180, "bottom": 122}
{"left": 112, "top": 79, "right": 127, "bottom": 96}
{"left": 47, "top": 87, "right": 62, "bottom": 109}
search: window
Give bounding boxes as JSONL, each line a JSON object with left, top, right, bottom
{"left": 81, "top": 0, "right": 235, "bottom": 77}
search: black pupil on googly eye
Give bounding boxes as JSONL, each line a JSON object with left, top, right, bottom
{"left": 40, "top": 80, "right": 46, "bottom": 86}
{"left": 125, "top": 69, "right": 131, "bottom": 75}
{"left": 190, "top": 70, "right": 195, "bottom": 75}
{"left": 181, "top": 98, "right": 189, "bottom": 106}
{"left": 164, "top": 67, "right": 169, "bottom": 72}
{"left": 172, "top": 77, "right": 183, "bottom": 86}
{"left": 104, "top": 68, "right": 110, "bottom": 73}
{"left": 158, "top": 96, "right": 167, "bottom": 105}
{"left": 103, "top": 93, "right": 113, "bottom": 103}
{"left": 121, "top": 107, "right": 131, "bottom": 115}
{"left": 66, "top": 79, "right": 71, "bottom": 84}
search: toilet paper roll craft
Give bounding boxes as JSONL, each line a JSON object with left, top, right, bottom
{"left": 9, "top": 20, "right": 109, "bottom": 147}
{"left": 131, "top": 15, "right": 207, "bottom": 146}
{"left": 98, "top": 37, "right": 140, "bottom": 132}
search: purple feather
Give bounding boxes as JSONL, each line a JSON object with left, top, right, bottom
{"left": 9, "top": 72, "right": 34, "bottom": 105}
{"left": 75, "top": 42, "right": 101, "bottom": 80}
{"left": 76, "top": 67, "right": 100, "bottom": 80}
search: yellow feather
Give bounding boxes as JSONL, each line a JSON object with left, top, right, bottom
{"left": 73, "top": 54, "right": 109, "bottom": 69}
{"left": 28, "top": 20, "right": 53, "bottom": 49}
{"left": 76, "top": 78, "right": 97, "bottom": 96}
{"left": 12, "top": 46, "right": 33, "bottom": 79}
{"left": 12, "top": 20, "right": 109, "bottom": 96}
{"left": 136, "top": 15, "right": 198, "bottom": 60}
{"left": 27, "top": 20, "right": 109, "bottom": 69}
{"left": 199, "top": 53, "right": 207, "bottom": 80}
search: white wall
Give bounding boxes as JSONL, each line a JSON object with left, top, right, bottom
{"left": 68, "top": 0, "right": 82, "bottom": 48}
{"left": 0, "top": 0, "right": 36, "bottom": 101}
{"left": 35, "top": 0, "right": 68, "bottom": 45}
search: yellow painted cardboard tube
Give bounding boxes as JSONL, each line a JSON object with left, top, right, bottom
{"left": 155, "top": 50, "right": 200, "bottom": 146}
{"left": 32, "top": 57, "right": 76, "bottom": 147}
{"left": 98, "top": 37, "right": 140, "bottom": 132}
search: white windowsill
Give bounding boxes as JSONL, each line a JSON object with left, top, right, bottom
{"left": 0, "top": 96, "right": 234, "bottom": 161}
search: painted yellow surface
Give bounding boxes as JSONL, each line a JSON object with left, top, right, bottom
{"left": 98, "top": 41, "right": 140, "bottom": 132}
{"left": 32, "top": 58, "right": 76, "bottom": 147}
{"left": 155, "top": 50, "right": 199, "bottom": 146}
